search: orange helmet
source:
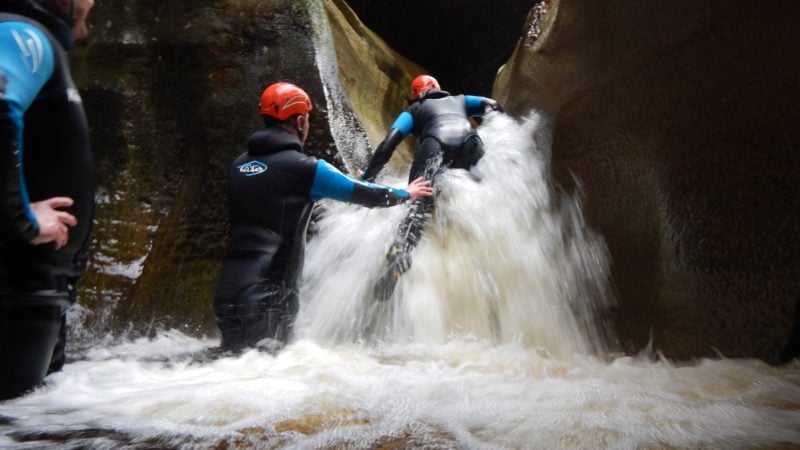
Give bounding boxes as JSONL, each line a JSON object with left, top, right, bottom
{"left": 259, "top": 82, "right": 313, "bottom": 120}
{"left": 410, "top": 75, "right": 440, "bottom": 100}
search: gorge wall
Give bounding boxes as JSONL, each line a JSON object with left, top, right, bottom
{"left": 492, "top": 1, "right": 800, "bottom": 363}
{"left": 70, "top": 0, "right": 338, "bottom": 338}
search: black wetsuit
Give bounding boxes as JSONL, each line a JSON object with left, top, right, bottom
{"left": 361, "top": 89, "right": 499, "bottom": 260}
{"left": 0, "top": 8, "right": 93, "bottom": 400}
{"left": 214, "top": 126, "right": 412, "bottom": 350}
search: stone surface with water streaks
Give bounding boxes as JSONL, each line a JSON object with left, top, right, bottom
{"left": 493, "top": 0, "right": 800, "bottom": 363}
{"left": 70, "top": 0, "right": 337, "bottom": 338}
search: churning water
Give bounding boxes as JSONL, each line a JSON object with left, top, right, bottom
{"left": 1, "top": 2, "right": 798, "bottom": 446}
{"left": 1, "top": 113, "right": 798, "bottom": 449}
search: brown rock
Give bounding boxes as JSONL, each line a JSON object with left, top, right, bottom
{"left": 495, "top": 0, "right": 800, "bottom": 363}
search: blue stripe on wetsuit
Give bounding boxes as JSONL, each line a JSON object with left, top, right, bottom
{"left": 464, "top": 95, "right": 485, "bottom": 117}
{"left": 309, "top": 160, "right": 354, "bottom": 202}
{"left": 308, "top": 160, "right": 409, "bottom": 202}
{"left": 0, "top": 21, "right": 56, "bottom": 228}
{"left": 390, "top": 111, "right": 414, "bottom": 136}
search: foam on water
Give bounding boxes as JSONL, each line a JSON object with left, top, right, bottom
{"left": 1, "top": 332, "right": 798, "bottom": 449}
{"left": 297, "top": 112, "right": 612, "bottom": 358}
{"left": 2, "top": 111, "right": 795, "bottom": 449}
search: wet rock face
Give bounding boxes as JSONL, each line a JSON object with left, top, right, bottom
{"left": 494, "top": 1, "right": 800, "bottom": 362}
{"left": 71, "top": 0, "right": 334, "bottom": 338}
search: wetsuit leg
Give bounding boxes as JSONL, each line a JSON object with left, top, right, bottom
{"left": 397, "top": 135, "right": 481, "bottom": 249}
{"left": 47, "top": 314, "right": 68, "bottom": 374}
{"left": 214, "top": 282, "right": 298, "bottom": 352}
{"left": 395, "top": 137, "right": 443, "bottom": 253}
{"left": 0, "top": 290, "right": 72, "bottom": 400}
{"left": 449, "top": 134, "right": 485, "bottom": 171}
{"left": 374, "top": 138, "right": 443, "bottom": 301}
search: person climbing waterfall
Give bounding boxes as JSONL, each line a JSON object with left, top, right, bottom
{"left": 361, "top": 74, "right": 503, "bottom": 301}
{"left": 0, "top": 0, "right": 96, "bottom": 400}
{"left": 213, "top": 82, "right": 432, "bottom": 353}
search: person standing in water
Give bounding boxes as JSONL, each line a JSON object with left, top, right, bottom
{"left": 360, "top": 74, "right": 503, "bottom": 301}
{"left": 213, "top": 82, "right": 432, "bottom": 353}
{"left": 0, "top": 0, "right": 96, "bottom": 400}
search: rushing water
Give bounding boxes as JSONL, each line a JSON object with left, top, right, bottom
{"left": 1, "top": 112, "right": 798, "bottom": 449}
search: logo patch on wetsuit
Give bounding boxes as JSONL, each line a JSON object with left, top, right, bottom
{"left": 238, "top": 160, "right": 268, "bottom": 176}
{"left": 11, "top": 28, "right": 44, "bottom": 74}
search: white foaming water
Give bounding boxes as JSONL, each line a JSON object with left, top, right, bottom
{"left": 297, "top": 112, "right": 611, "bottom": 358}
{"left": 1, "top": 332, "right": 798, "bottom": 449}
{"left": 1, "top": 114, "right": 798, "bottom": 449}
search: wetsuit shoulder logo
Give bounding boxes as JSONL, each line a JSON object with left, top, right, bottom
{"left": 11, "top": 28, "right": 44, "bottom": 74}
{"left": 237, "top": 160, "right": 268, "bottom": 176}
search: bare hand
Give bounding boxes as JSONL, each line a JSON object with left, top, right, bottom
{"left": 28, "top": 197, "right": 77, "bottom": 250}
{"left": 404, "top": 177, "right": 433, "bottom": 200}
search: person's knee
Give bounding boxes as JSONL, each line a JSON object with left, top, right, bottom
{"left": 454, "top": 136, "right": 485, "bottom": 170}
{"left": 0, "top": 295, "right": 70, "bottom": 399}
{"left": 214, "top": 307, "right": 246, "bottom": 351}
{"left": 214, "top": 285, "right": 298, "bottom": 351}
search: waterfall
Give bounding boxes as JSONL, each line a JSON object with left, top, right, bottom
{"left": 296, "top": 110, "right": 614, "bottom": 357}
{"left": 302, "top": 1, "right": 613, "bottom": 358}
{"left": 308, "top": 0, "right": 372, "bottom": 173}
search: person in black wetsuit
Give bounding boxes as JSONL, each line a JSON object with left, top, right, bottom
{"left": 213, "top": 82, "right": 432, "bottom": 352}
{"left": 0, "top": 0, "right": 96, "bottom": 400}
{"left": 360, "top": 74, "right": 503, "bottom": 301}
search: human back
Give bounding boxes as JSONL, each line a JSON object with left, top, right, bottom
{"left": 407, "top": 92, "right": 476, "bottom": 147}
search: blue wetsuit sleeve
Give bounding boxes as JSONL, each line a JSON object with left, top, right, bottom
{"left": 0, "top": 22, "right": 56, "bottom": 241}
{"left": 309, "top": 160, "right": 355, "bottom": 202}
{"left": 464, "top": 95, "right": 486, "bottom": 117}
{"left": 465, "top": 95, "right": 502, "bottom": 117}
{"left": 360, "top": 112, "right": 412, "bottom": 182}
{"left": 309, "top": 160, "right": 409, "bottom": 207}
{"left": 390, "top": 111, "right": 414, "bottom": 135}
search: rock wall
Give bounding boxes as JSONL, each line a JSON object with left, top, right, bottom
{"left": 70, "top": 0, "right": 336, "bottom": 338}
{"left": 494, "top": 1, "right": 800, "bottom": 363}
{"left": 320, "top": 0, "right": 424, "bottom": 170}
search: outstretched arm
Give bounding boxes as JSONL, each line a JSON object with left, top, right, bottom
{"left": 310, "top": 160, "right": 431, "bottom": 208}
{"left": 465, "top": 95, "right": 504, "bottom": 117}
{"left": 361, "top": 111, "right": 413, "bottom": 182}
{"left": 400, "top": 177, "right": 433, "bottom": 200}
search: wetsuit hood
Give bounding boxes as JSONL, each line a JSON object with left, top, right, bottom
{"left": 247, "top": 126, "right": 304, "bottom": 157}
{"left": 1, "top": 0, "right": 74, "bottom": 49}
{"left": 415, "top": 89, "right": 451, "bottom": 102}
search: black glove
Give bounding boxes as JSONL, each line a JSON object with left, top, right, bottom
{"left": 484, "top": 99, "right": 504, "bottom": 114}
